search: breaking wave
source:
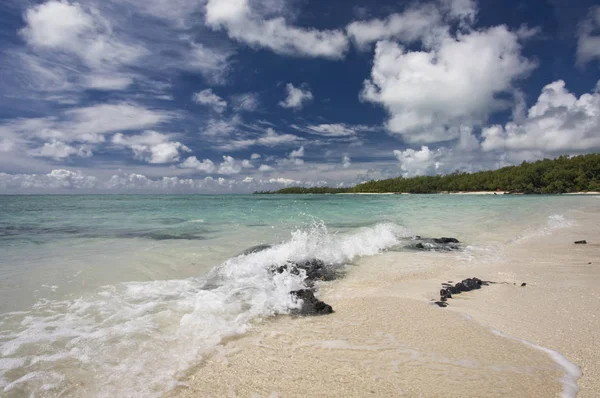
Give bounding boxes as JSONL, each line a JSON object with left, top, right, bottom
{"left": 0, "top": 221, "right": 411, "bottom": 397}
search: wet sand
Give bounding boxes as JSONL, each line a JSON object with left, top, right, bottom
{"left": 169, "top": 206, "right": 600, "bottom": 397}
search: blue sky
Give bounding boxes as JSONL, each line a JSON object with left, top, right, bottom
{"left": 0, "top": 0, "right": 599, "bottom": 192}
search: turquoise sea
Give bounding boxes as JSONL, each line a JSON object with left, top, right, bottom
{"left": 0, "top": 194, "right": 598, "bottom": 396}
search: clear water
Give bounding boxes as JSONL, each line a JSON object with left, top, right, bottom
{"left": 0, "top": 194, "right": 597, "bottom": 396}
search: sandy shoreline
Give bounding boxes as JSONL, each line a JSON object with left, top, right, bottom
{"left": 169, "top": 206, "right": 600, "bottom": 397}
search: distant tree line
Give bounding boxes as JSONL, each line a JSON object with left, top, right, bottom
{"left": 256, "top": 154, "right": 600, "bottom": 194}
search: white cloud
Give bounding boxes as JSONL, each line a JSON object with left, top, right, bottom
{"left": 256, "top": 128, "right": 300, "bottom": 146}
{"left": 0, "top": 169, "right": 98, "bottom": 190}
{"left": 290, "top": 146, "right": 304, "bottom": 158}
{"left": 0, "top": 139, "right": 16, "bottom": 153}
{"left": 185, "top": 42, "right": 234, "bottom": 84}
{"left": 267, "top": 177, "right": 299, "bottom": 186}
{"left": 258, "top": 164, "right": 273, "bottom": 171}
{"left": 362, "top": 26, "right": 535, "bottom": 143}
{"left": 216, "top": 128, "right": 302, "bottom": 150}
{"left": 393, "top": 146, "right": 443, "bottom": 177}
{"left": 217, "top": 155, "right": 243, "bottom": 175}
{"left": 346, "top": 0, "right": 477, "bottom": 50}
{"left": 19, "top": 0, "right": 146, "bottom": 91}
{"left": 30, "top": 140, "right": 93, "bottom": 160}
{"left": 179, "top": 156, "right": 216, "bottom": 173}
{"left": 204, "top": 0, "right": 348, "bottom": 59}
{"left": 304, "top": 123, "right": 374, "bottom": 137}
{"left": 274, "top": 145, "right": 305, "bottom": 167}
{"left": 202, "top": 117, "right": 239, "bottom": 137}
{"left": 481, "top": 79, "right": 600, "bottom": 153}
{"left": 279, "top": 83, "right": 313, "bottom": 110}
{"left": 212, "top": 155, "right": 255, "bottom": 175}
{"left": 342, "top": 155, "right": 351, "bottom": 168}
{"left": 250, "top": 153, "right": 261, "bottom": 160}
{"left": 193, "top": 89, "right": 228, "bottom": 112}
{"left": 231, "top": 93, "right": 260, "bottom": 112}
{"left": 577, "top": 6, "right": 600, "bottom": 65}
{"left": 112, "top": 131, "right": 191, "bottom": 164}
{"left": 64, "top": 103, "right": 173, "bottom": 141}
{"left": 0, "top": 103, "right": 173, "bottom": 164}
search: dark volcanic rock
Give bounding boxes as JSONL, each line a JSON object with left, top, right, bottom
{"left": 435, "top": 277, "right": 486, "bottom": 307}
{"left": 242, "top": 244, "right": 272, "bottom": 255}
{"left": 575, "top": 240, "right": 587, "bottom": 244}
{"left": 272, "top": 259, "right": 341, "bottom": 282}
{"left": 291, "top": 289, "right": 333, "bottom": 315}
{"left": 433, "top": 237, "right": 460, "bottom": 244}
{"left": 521, "top": 283, "right": 527, "bottom": 287}
{"left": 410, "top": 236, "right": 461, "bottom": 252}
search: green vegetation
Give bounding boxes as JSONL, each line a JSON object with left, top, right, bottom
{"left": 258, "top": 154, "right": 600, "bottom": 194}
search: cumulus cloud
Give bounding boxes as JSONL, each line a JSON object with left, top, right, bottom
{"left": 481, "top": 79, "right": 600, "bottom": 153}
{"left": 204, "top": 0, "right": 348, "bottom": 59}
{"left": 342, "top": 155, "right": 351, "bottom": 168}
{"left": 112, "top": 131, "right": 191, "bottom": 163}
{"left": 275, "top": 145, "right": 305, "bottom": 167}
{"left": 215, "top": 155, "right": 253, "bottom": 175}
{"left": 179, "top": 156, "right": 216, "bottom": 173}
{"left": 362, "top": 26, "right": 535, "bottom": 143}
{"left": 346, "top": 0, "right": 477, "bottom": 50}
{"left": 193, "top": 89, "right": 228, "bottom": 112}
{"left": 393, "top": 146, "right": 443, "bottom": 177}
{"left": 279, "top": 83, "right": 313, "bottom": 109}
{"left": 250, "top": 153, "right": 261, "bottom": 160}
{"left": 577, "top": 6, "right": 600, "bottom": 65}
{"left": 30, "top": 140, "right": 93, "bottom": 160}
{"left": 266, "top": 177, "right": 299, "bottom": 186}
{"left": 0, "top": 169, "right": 98, "bottom": 190}
{"left": 258, "top": 164, "right": 273, "bottom": 171}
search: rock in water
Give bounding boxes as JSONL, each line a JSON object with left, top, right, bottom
{"left": 574, "top": 240, "right": 587, "bottom": 244}
{"left": 291, "top": 289, "right": 333, "bottom": 315}
{"left": 433, "top": 237, "right": 460, "bottom": 244}
{"left": 436, "top": 277, "right": 486, "bottom": 307}
{"left": 410, "top": 236, "right": 461, "bottom": 252}
{"left": 242, "top": 244, "right": 272, "bottom": 255}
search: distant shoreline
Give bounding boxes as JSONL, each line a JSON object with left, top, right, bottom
{"left": 275, "top": 191, "right": 600, "bottom": 195}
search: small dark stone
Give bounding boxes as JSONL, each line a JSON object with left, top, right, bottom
{"left": 433, "top": 237, "right": 460, "bottom": 244}
{"left": 415, "top": 243, "right": 425, "bottom": 249}
{"left": 574, "top": 240, "right": 587, "bottom": 244}
{"left": 521, "top": 283, "right": 527, "bottom": 287}
{"left": 290, "top": 289, "right": 333, "bottom": 315}
{"left": 589, "top": 262, "right": 592, "bottom": 265}
{"left": 434, "top": 301, "right": 448, "bottom": 308}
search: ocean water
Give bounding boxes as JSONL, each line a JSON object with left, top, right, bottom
{"left": 0, "top": 194, "right": 597, "bottom": 397}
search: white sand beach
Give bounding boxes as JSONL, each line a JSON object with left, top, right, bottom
{"left": 170, "top": 205, "right": 600, "bottom": 397}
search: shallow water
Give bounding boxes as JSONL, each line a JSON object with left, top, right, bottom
{"left": 0, "top": 194, "right": 598, "bottom": 396}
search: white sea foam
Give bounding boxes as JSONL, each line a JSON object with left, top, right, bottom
{"left": 0, "top": 221, "right": 410, "bottom": 397}
{"left": 512, "top": 214, "right": 574, "bottom": 242}
{"left": 490, "top": 329, "right": 581, "bottom": 398}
